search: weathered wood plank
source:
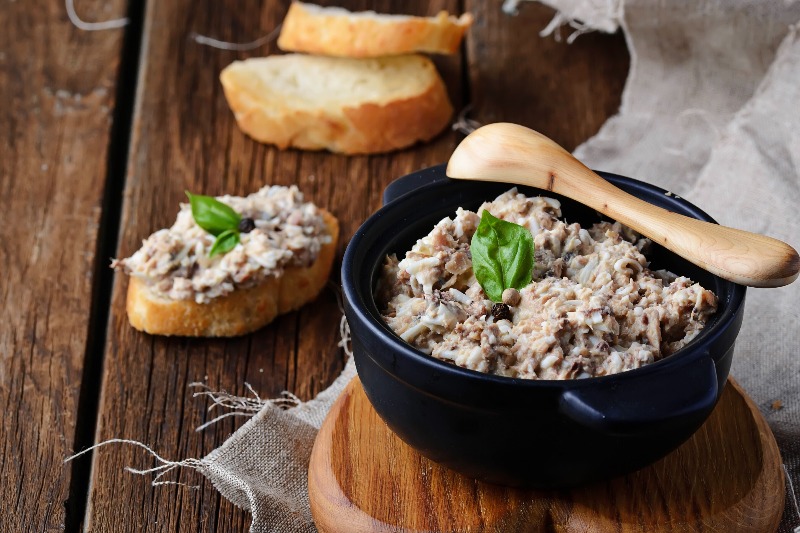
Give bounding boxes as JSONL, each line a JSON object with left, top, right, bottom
{"left": 0, "top": 0, "right": 129, "bottom": 530}
{"left": 85, "top": 1, "right": 462, "bottom": 531}
{"left": 465, "top": 1, "right": 629, "bottom": 151}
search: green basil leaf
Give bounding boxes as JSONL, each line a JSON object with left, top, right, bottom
{"left": 186, "top": 191, "right": 241, "bottom": 236}
{"left": 470, "top": 210, "right": 534, "bottom": 302}
{"left": 209, "top": 229, "right": 240, "bottom": 257}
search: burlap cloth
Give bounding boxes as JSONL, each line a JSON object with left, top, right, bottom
{"left": 195, "top": 1, "right": 800, "bottom": 531}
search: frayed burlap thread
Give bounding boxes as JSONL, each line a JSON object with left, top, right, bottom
{"left": 198, "top": 358, "right": 356, "bottom": 533}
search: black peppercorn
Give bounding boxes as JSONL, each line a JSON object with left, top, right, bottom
{"left": 491, "top": 303, "right": 512, "bottom": 321}
{"left": 238, "top": 217, "right": 256, "bottom": 233}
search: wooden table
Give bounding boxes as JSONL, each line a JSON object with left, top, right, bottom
{"left": 2, "top": 1, "right": 628, "bottom": 530}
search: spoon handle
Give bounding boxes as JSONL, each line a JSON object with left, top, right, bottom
{"left": 446, "top": 123, "right": 799, "bottom": 288}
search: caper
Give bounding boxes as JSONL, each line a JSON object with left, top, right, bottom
{"left": 491, "top": 303, "right": 512, "bottom": 321}
{"left": 238, "top": 217, "right": 256, "bottom": 233}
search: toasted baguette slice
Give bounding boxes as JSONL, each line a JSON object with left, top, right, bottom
{"left": 277, "top": 2, "right": 473, "bottom": 57}
{"left": 126, "top": 211, "right": 339, "bottom": 337}
{"left": 220, "top": 54, "right": 453, "bottom": 154}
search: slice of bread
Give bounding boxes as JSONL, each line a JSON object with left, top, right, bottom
{"left": 277, "top": 2, "right": 473, "bottom": 57}
{"left": 220, "top": 54, "right": 453, "bottom": 154}
{"left": 126, "top": 211, "right": 339, "bottom": 337}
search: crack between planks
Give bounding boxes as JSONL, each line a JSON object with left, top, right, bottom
{"left": 459, "top": 0, "right": 472, "bottom": 124}
{"left": 63, "top": 0, "right": 147, "bottom": 531}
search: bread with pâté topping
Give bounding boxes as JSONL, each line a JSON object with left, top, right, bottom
{"left": 113, "top": 186, "right": 339, "bottom": 337}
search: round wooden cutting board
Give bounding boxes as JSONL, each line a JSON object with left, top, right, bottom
{"left": 308, "top": 377, "right": 784, "bottom": 533}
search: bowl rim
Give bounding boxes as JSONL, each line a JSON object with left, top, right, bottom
{"left": 342, "top": 166, "right": 747, "bottom": 391}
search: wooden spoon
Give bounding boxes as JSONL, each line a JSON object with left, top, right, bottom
{"left": 446, "top": 123, "right": 799, "bottom": 288}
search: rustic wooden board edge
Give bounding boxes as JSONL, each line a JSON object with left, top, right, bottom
{"left": 308, "top": 376, "right": 785, "bottom": 533}
{"left": 309, "top": 382, "right": 387, "bottom": 533}
{"left": 727, "top": 378, "right": 785, "bottom": 533}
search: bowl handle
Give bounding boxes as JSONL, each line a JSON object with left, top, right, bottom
{"left": 382, "top": 164, "right": 449, "bottom": 205}
{"left": 559, "top": 353, "right": 719, "bottom": 436}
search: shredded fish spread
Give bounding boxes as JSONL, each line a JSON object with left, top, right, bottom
{"left": 376, "top": 189, "right": 718, "bottom": 380}
{"left": 113, "top": 186, "right": 331, "bottom": 304}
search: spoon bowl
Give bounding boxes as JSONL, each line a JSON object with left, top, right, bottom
{"left": 446, "top": 123, "right": 799, "bottom": 288}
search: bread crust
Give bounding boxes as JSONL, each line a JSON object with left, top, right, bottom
{"left": 277, "top": 3, "right": 473, "bottom": 57}
{"left": 126, "top": 211, "right": 339, "bottom": 337}
{"left": 341, "top": 76, "right": 453, "bottom": 153}
{"left": 219, "top": 56, "right": 453, "bottom": 155}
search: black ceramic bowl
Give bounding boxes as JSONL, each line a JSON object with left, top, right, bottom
{"left": 342, "top": 164, "right": 746, "bottom": 488}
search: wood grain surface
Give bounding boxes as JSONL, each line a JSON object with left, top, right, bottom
{"left": 2, "top": 0, "right": 632, "bottom": 531}
{"left": 0, "top": 0, "right": 128, "bottom": 530}
{"left": 309, "top": 378, "right": 785, "bottom": 533}
{"left": 84, "top": 1, "right": 466, "bottom": 531}
{"left": 465, "top": 0, "right": 629, "bottom": 147}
